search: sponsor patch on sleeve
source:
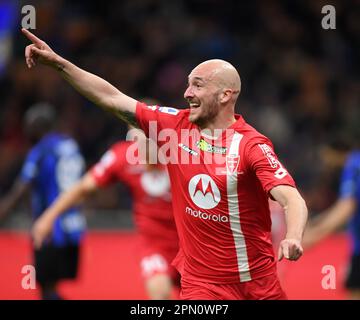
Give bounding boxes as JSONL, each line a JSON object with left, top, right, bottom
{"left": 258, "top": 143, "right": 288, "bottom": 179}
{"left": 158, "top": 106, "right": 179, "bottom": 115}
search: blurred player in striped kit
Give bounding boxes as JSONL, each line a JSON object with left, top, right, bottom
{"left": 0, "top": 103, "right": 86, "bottom": 299}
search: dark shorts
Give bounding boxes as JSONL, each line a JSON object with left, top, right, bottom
{"left": 34, "top": 244, "right": 80, "bottom": 286}
{"left": 345, "top": 254, "right": 360, "bottom": 289}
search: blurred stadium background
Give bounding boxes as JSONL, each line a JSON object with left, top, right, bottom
{"left": 0, "top": 0, "right": 359, "bottom": 299}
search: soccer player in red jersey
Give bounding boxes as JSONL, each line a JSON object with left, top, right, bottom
{"left": 32, "top": 129, "right": 180, "bottom": 299}
{"left": 23, "top": 29, "right": 308, "bottom": 299}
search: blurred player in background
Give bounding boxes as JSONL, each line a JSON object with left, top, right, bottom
{"left": 304, "top": 142, "right": 360, "bottom": 300}
{"left": 0, "top": 102, "right": 86, "bottom": 300}
{"left": 23, "top": 29, "right": 308, "bottom": 300}
{"left": 32, "top": 125, "right": 180, "bottom": 300}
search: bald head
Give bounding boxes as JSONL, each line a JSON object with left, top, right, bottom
{"left": 191, "top": 59, "right": 241, "bottom": 93}
{"left": 185, "top": 59, "right": 241, "bottom": 129}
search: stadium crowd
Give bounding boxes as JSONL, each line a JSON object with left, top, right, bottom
{"left": 0, "top": 0, "right": 359, "bottom": 216}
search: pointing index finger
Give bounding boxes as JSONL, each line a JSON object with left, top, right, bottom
{"left": 21, "top": 28, "right": 43, "bottom": 45}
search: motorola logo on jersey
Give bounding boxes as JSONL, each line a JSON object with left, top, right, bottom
{"left": 188, "top": 174, "right": 221, "bottom": 209}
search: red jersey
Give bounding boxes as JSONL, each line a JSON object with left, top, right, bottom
{"left": 90, "top": 141, "right": 178, "bottom": 245}
{"left": 136, "top": 102, "right": 296, "bottom": 284}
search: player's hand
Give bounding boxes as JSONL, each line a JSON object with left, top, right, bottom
{"left": 32, "top": 214, "right": 54, "bottom": 249}
{"left": 22, "top": 28, "right": 59, "bottom": 69}
{"left": 278, "top": 238, "right": 303, "bottom": 261}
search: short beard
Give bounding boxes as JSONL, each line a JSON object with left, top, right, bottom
{"left": 189, "top": 97, "right": 219, "bottom": 128}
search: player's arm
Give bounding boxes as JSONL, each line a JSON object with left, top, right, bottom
{"left": 22, "top": 28, "right": 138, "bottom": 127}
{"left": 270, "top": 185, "right": 308, "bottom": 261}
{"left": 303, "top": 197, "right": 355, "bottom": 248}
{"left": 0, "top": 180, "right": 30, "bottom": 222}
{"left": 32, "top": 172, "right": 98, "bottom": 249}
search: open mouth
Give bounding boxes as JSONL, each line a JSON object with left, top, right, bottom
{"left": 189, "top": 102, "right": 200, "bottom": 109}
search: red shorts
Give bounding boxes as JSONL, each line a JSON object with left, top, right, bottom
{"left": 138, "top": 237, "right": 179, "bottom": 284}
{"left": 180, "top": 273, "right": 287, "bottom": 300}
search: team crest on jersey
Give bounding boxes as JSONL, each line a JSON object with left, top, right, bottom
{"left": 226, "top": 154, "right": 240, "bottom": 174}
{"left": 158, "top": 106, "right": 179, "bottom": 115}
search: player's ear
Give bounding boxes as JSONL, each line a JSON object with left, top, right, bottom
{"left": 219, "top": 89, "right": 232, "bottom": 104}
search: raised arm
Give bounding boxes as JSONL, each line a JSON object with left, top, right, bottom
{"left": 270, "top": 185, "right": 308, "bottom": 261}
{"left": 22, "top": 28, "right": 138, "bottom": 127}
{"left": 32, "top": 172, "right": 97, "bottom": 249}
